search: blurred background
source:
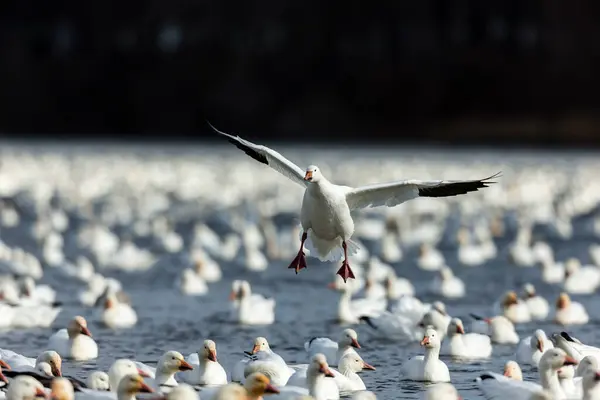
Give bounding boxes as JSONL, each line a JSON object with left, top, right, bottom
{"left": 2, "top": 0, "right": 600, "bottom": 145}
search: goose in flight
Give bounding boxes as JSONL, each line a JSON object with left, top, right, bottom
{"left": 210, "top": 122, "right": 499, "bottom": 282}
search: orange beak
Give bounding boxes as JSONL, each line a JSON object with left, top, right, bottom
{"left": 264, "top": 384, "right": 280, "bottom": 394}
{"left": 319, "top": 364, "right": 335, "bottom": 377}
{"left": 208, "top": 349, "right": 217, "bottom": 362}
{"left": 81, "top": 326, "right": 92, "bottom": 337}
{"left": 137, "top": 368, "right": 151, "bottom": 378}
{"left": 327, "top": 282, "right": 336, "bottom": 289}
{"left": 178, "top": 360, "right": 193, "bottom": 371}
{"left": 228, "top": 290, "right": 237, "bottom": 301}
{"left": 420, "top": 336, "right": 430, "bottom": 346}
{"left": 304, "top": 171, "right": 313, "bottom": 181}
{"left": 52, "top": 364, "right": 62, "bottom": 377}
{"left": 484, "top": 318, "right": 492, "bottom": 324}
{"left": 138, "top": 382, "right": 154, "bottom": 394}
{"left": 537, "top": 341, "right": 544, "bottom": 353}
{"left": 351, "top": 338, "right": 361, "bottom": 349}
{"left": 0, "top": 360, "right": 11, "bottom": 371}
{"left": 0, "top": 371, "right": 7, "bottom": 384}
{"left": 456, "top": 325, "right": 465, "bottom": 334}
{"left": 362, "top": 362, "right": 376, "bottom": 370}
{"left": 251, "top": 344, "right": 260, "bottom": 354}
{"left": 35, "top": 387, "right": 47, "bottom": 399}
{"left": 563, "top": 356, "right": 578, "bottom": 366}
{"left": 503, "top": 369, "right": 511, "bottom": 377}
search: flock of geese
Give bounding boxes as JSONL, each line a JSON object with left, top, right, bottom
{"left": 0, "top": 142, "right": 597, "bottom": 400}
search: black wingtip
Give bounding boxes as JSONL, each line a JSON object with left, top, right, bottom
{"left": 469, "top": 313, "right": 485, "bottom": 321}
{"left": 478, "top": 373, "right": 496, "bottom": 381}
{"left": 307, "top": 337, "right": 318, "bottom": 346}
{"left": 359, "top": 316, "right": 377, "bottom": 330}
{"left": 560, "top": 331, "right": 576, "bottom": 342}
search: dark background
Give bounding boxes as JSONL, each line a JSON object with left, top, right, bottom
{"left": 1, "top": 0, "right": 600, "bottom": 145}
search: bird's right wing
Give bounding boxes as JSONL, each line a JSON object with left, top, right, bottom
{"left": 209, "top": 122, "right": 308, "bottom": 188}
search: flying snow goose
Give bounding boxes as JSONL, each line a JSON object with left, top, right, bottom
{"left": 211, "top": 123, "right": 499, "bottom": 282}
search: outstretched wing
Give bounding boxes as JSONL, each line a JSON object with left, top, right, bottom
{"left": 209, "top": 122, "right": 308, "bottom": 188}
{"left": 345, "top": 173, "right": 500, "bottom": 210}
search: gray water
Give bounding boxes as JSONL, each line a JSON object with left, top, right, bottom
{"left": 0, "top": 144, "right": 599, "bottom": 399}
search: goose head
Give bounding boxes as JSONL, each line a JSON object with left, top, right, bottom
{"left": 7, "top": 376, "right": 47, "bottom": 400}
{"left": 338, "top": 353, "right": 375, "bottom": 373}
{"left": 158, "top": 351, "right": 193, "bottom": 374}
{"left": 420, "top": 328, "right": 441, "bottom": 349}
{"left": 86, "top": 371, "right": 110, "bottom": 391}
{"left": 211, "top": 383, "right": 246, "bottom": 400}
{"left": 35, "top": 362, "right": 54, "bottom": 377}
{"left": 244, "top": 373, "right": 279, "bottom": 398}
{"left": 556, "top": 293, "right": 571, "bottom": 310}
{"left": 67, "top": 316, "right": 92, "bottom": 339}
{"left": 36, "top": 351, "right": 62, "bottom": 377}
{"left": 447, "top": 318, "right": 465, "bottom": 336}
{"left": 577, "top": 356, "right": 599, "bottom": 377}
{"left": 339, "top": 328, "right": 360, "bottom": 349}
{"left": 108, "top": 359, "right": 151, "bottom": 392}
{"left": 539, "top": 348, "right": 577, "bottom": 372}
{"left": 503, "top": 361, "right": 523, "bottom": 380}
{"left": 582, "top": 368, "right": 600, "bottom": 395}
{"left": 522, "top": 283, "right": 536, "bottom": 299}
{"left": 502, "top": 291, "right": 519, "bottom": 308}
{"left": 117, "top": 374, "right": 153, "bottom": 398}
{"left": 200, "top": 339, "right": 218, "bottom": 363}
{"left": 309, "top": 354, "right": 335, "bottom": 378}
{"left": 249, "top": 337, "right": 270, "bottom": 354}
{"left": 531, "top": 330, "right": 547, "bottom": 353}
{"left": 229, "top": 280, "right": 241, "bottom": 301}
{"left": 304, "top": 165, "right": 322, "bottom": 183}
{"left": 50, "top": 378, "right": 74, "bottom": 400}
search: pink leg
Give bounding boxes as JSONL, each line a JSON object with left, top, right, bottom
{"left": 336, "top": 241, "right": 356, "bottom": 282}
{"left": 288, "top": 232, "right": 308, "bottom": 274}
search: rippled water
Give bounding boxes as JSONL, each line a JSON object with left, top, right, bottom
{"left": 0, "top": 144, "right": 599, "bottom": 399}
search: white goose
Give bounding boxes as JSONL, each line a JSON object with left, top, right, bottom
{"left": 494, "top": 291, "right": 531, "bottom": 324}
{"left": 100, "top": 291, "right": 137, "bottom": 329}
{"left": 180, "top": 339, "right": 227, "bottom": 385}
{"left": 213, "top": 122, "right": 497, "bottom": 282}
{"left": 304, "top": 328, "right": 361, "bottom": 367}
{"left": 334, "top": 282, "right": 386, "bottom": 324}
{"left": 429, "top": 267, "right": 465, "bottom": 299}
{"left": 441, "top": 318, "right": 492, "bottom": 359}
{"left": 476, "top": 348, "right": 578, "bottom": 400}
{"left": 554, "top": 292, "right": 589, "bottom": 325}
{"left": 232, "top": 337, "right": 292, "bottom": 386}
{"left": 287, "top": 352, "right": 375, "bottom": 393}
{"left": 521, "top": 284, "right": 549, "bottom": 321}
{"left": 86, "top": 371, "right": 110, "bottom": 391}
{"left": 269, "top": 354, "right": 339, "bottom": 400}
{"left": 230, "top": 281, "right": 275, "bottom": 325}
{"left": 47, "top": 316, "right": 98, "bottom": 361}
{"left": 147, "top": 351, "right": 193, "bottom": 392}
{"left": 401, "top": 328, "right": 450, "bottom": 383}
{"left": 473, "top": 315, "right": 519, "bottom": 345}
{"left": 516, "top": 329, "right": 554, "bottom": 367}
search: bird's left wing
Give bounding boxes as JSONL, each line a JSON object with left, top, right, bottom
{"left": 209, "top": 122, "right": 308, "bottom": 188}
{"left": 345, "top": 172, "right": 500, "bottom": 210}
